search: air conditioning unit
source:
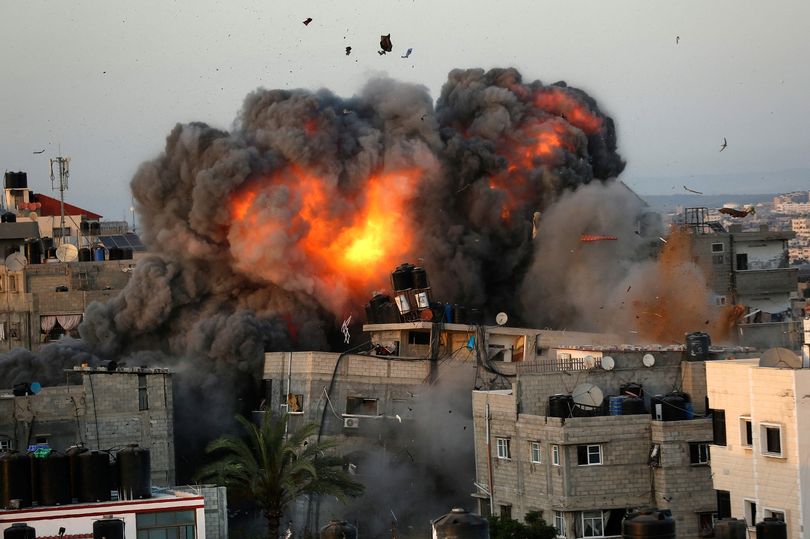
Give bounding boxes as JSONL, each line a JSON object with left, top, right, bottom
{"left": 343, "top": 417, "right": 360, "bottom": 429}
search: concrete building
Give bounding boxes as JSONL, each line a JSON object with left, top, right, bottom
{"left": 0, "top": 366, "right": 175, "bottom": 486}
{"left": 683, "top": 207, "right": 799, "bottom": 349}
{"left": 471, "top": 345, "right": 755, "bottom": 539}
{"left": 0, "top": 490, "right": 208, "bottom": 539}
{"left": 706, "top": 328, "right": 810, "bottom": 538}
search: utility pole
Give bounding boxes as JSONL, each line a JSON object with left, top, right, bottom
{"left": 49, "top": 155, "right": 70, "bottom": 246}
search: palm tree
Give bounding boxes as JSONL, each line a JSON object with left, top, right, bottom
{"left": 196, "top": 413, "right": 364, "bottom": 539}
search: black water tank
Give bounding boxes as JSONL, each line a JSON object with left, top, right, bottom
{"left": 80, "top": 221, "right": 90, "bottom": 234}
{"left": 108, "top": 247, "right": 123, "bottom": 260}
{"left": 117, "top": 445, "right": 151, "bottom": 500}
{"left": 78, "top": 248, "right": 92, "bottom": 262}
{"left": 548, "top": 395, "right": 574, "bottom": 418}
{"left": 391, "top": 263, "right": 414, "bottom": 291}
{"left": 432, "top": 508, "right": 489, "bottom": 539}
{"left": 78, "top": 451, "right": 111, "bottom": 502}
{"left": 94, "top": 517, "right": 125, "bottom": 539}
{"left": 364, "top": 304, "right": 375, "bottom": 324}
{"left": 89, "top": 222, "right": 100, "bottom": 236}
{"left": 3, "top": 523, "right": 35, "bottom": 539}
{"left": 685, "top": 332, "right": 711, "bottom": 361}
{"left": 25, "top": 240, "right": 41, "bottom": 265}
{"left": 1, "top": 212, "right": 17, "bottom": 223}
{"left": 4, "top": 171, "right": 28, "bottom": 190}
{"left": 622, "top": 509, "right": 675, "bottom": 538}
{"left": 756, "top": 518, "right": 787, "bottom": 539}
{"left": 454, "top": 304, "right": 468, "bottom": 325}
{"left": 714, "top": 518, "right": 747, "bottom": 539}
{"left": 622, "top": 397, "right": 647, "bottom": 415}
{"left": 66, "top": 446, "right": 88, "bottom": 502}
{"left": 319, "top": 520, "right": 358, "bottom": 539}
{"left": 468, "top": 308, "right": 483, "bottom": 325}
{"left": 651, "top": 394, "right": 688, "bottom": 421}
{"left": 620, "top": 383, "right": 644, "bottom": 399}
{"left": 122, "top": 248, "right": 133, "bottom": 260}
{"left": 412, "top": 266, "right": 429, "bottom": 289}
{"left": 33, "top": 453, "right": 71, "bottom": 506}
{"left": 1, "top": 452, "right": 33, "bottom": 509}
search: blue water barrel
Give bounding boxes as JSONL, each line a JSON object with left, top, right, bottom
{"left": 443, "top": 303, "right": 453, "bottom": 323}
{"left": 685, "top": 402, "right": 694, "bottom": 420}
{"left": 609, "top": 396, "right": 626, "bottom": 416}
{"left": 93, "top": 246, "right": 106, "bottom": 261}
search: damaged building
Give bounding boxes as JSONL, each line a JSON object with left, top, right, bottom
{"left": 470, "top": 341, "right": 757, "bottom": 539}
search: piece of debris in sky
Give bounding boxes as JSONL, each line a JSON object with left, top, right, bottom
{"left": 341, "top": 315, "right": 352, "bottom": 344}
{"left": 580, "top": 234, "right": 618, "bottom": 242}
{"left": 303, "top": 17, "right": 313, "bottom": 26}
{"left": 683, "top": 185, "right": 703, "bottom": 194}
{"left": 719, "top": 137, "right": 727, "bottom": 152}
{"left": 345, "top": 46, "right": 352, "bottom": 56}
{"left": 658, "top": 237, "right": 668, "bottom": 243}
{"left": 676, "top": 35, "right": 680, "bottom": 44}
{"left": 380, "top": 34, "right": 393, "bottom": 53}
{"left": 32, "top": 149, "right": 45, "bottom": 154}
{"left": 718, "top": 206, "right": 755, "bottom": 218}
{"left": 401, "top": 48, "right": 413, "bottom": 58}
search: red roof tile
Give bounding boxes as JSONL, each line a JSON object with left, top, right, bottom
{"left": 30, "top": 193, "right": 102, "bottom": 220}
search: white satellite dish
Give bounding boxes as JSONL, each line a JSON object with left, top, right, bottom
{"left": 28, "top": 211, "right": 38, "bottom": 221}
{"left": 759, "top": 347, "right": 802, "bottom": 369}
{"left": 56, "top": 244, "right": 78, "bottom": 263}
{"left": 5, "top": 252, "right": 27, "bottom": 272}
{"left": 495, "top": 312, "right": 508, "bottom": 326}
{"left": 601, "top": 356, "right": 615, "bottom": 371}
{"left": 642, "top": 353, "right": 656, "bottom": 368}
{"left": 572, "top": 382, "right": 604, "bottom": 409}
{"left": 583, "top": 355, "right": 596, "bottom": 369}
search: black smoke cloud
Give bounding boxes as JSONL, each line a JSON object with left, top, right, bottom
{"left": 1, "top": 67, "right": 628, "bottom": 481}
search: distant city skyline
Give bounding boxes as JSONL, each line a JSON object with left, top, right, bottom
{"left": 1, "top": 0, "right": 808, "bottom": 221}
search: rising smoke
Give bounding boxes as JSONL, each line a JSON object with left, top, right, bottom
{"left": 1, "top": 67, "right": 723, "bottom": 493}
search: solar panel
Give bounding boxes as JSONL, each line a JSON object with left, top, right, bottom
{"left": 97, "top": 232, "right": 147, "bottom": 251}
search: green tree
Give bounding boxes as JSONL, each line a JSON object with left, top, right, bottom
{"left": 488, "top": 512, "right": 557, "bottom": 539}
{"left": 196, "top": 413, "right": 364, "bottom": 539}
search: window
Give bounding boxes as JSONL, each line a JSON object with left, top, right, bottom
{"left": 715, "top": 295, "right": 727, "bottom": 306}
{"left": 763, "top": 509, "right": 785, "bottom": 522}
{"left": 0, "top": 439, "right": 13, "bottom": 451}
{"left": 9, "top": 322, "right": 20, "bottom": 340}
{"left": 712, "top": 254, "right": 725, "bottom": 265}
{"left": 530, "top": 442, "right": 542, "bottom": 464}
{"left": 496, "top": 437, "right": 511, "bottom": 459}
{"left": 716, "top": 490, "right": 731, "bottom": 519}
{"left": 8, "top": 276, "right": 17, "bottom": 293}
{"left": 736, "top": 253, "right": 748, "bottom": 270}
{"left": 744, "top": 500, "right": 757, "bottom": 527}
{"left": 698, "top": 512, "right": 717, "bottom": 537}
{"left": 35, "top": 436, "right": 48, "bottom": 444}
{"left": 740, "top": 417, "right": 753, "bottom": 447}
{"left": 689, "top": 442, "right": 711, "bottom": 465}
{"left": 581, "top": 511, "right": 604, "bottom": 537}
{"left": 499, "top": 505, "right": 511, "bottom": 520}
{"left": 712, "top": 243, "right": 724, "bottom": 253}
{"left": 551, "top": 444, "right": 560, "bottom": 466}
{"left": 281, "top": 393, "right": 304, "bottom": 413}
{"left": 345, "top": 397, "right": 378, "bottom": 416}
{"left": 136, "top": 510, "right": 196, "bottom": 539}
{"left": 52, "top": 227, "right": 72, "bottom": 238}
{"left": 554, "top": 511, "right": 566, "bottom": 537}
{"left": 712, "top": 409, "right": 727, "bottom": 446}
{"left": 576, "top": 444, "right": 602, "bottom": 466}
{"left": 408, "top": 331, "right": 430, "bottom": 345}
{"left": 138, "top": 374, "right": 149, "bottom": 411}
{"left": 761, "top": 424, "right": 783, "bottom": 456}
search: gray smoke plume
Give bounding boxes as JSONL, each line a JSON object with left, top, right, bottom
{"left": 1, "top": 67, "right": 628, "bottom": 482}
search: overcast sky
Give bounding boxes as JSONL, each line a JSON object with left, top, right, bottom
{"left": 1, "top": 0, "right": 808, "bottom": 222}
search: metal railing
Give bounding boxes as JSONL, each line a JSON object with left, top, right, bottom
{"left": 517, "top": 356, "right": 602, "bottom": 374}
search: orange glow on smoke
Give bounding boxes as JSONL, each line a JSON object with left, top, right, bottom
{"left": 533, "top": 88, "right": 603, "bottom": 134}
{"left": 228, "top": 166, "right": 420, "bottom": 314}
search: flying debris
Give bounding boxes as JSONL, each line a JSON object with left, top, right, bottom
{"left": 303, "top": 17, "right": 313, "bottom": 26}
{"left": 395, "top": 414, "right": 402, "bottom": 423}
{"left": 32, "top": 149, "right": 45, "bottom": 154}
{"left": 676, "top": 35, "right": 680, "bottom": 44}
{"left": 658, "top": 237, "right": 668, "bottom": 243}
{"left": 341, "top": 315, "right": 352, "bottom": 344}
{"left": 718, "top": 206, "right": 755, "bottom": 218}
{"left": 580, "top": 235, "right": 618, "bottom": 242}
{"left": 683, "top": 185, "right": 703, "bottom": 195}
{"left": 719, "top": 137, "right": 727, "bottom": 152}
{"left": 345, "top": 46, "right": 352, "bottom": 56}
{"left": 401, "top": 48, "right": 413, "bottom": 59}
{"left": 380, "top": 34, "right": 392, "bottom": 54}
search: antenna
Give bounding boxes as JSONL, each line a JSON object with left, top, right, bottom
{"left": 49, "top": 155, "right": 70, "bottom": 246}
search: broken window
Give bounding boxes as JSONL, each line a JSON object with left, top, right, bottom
{"left": 689, "top": 442, "right": 710, "bottom": 465}
{"left": 408, "top": 331, "right": 430, "bottom": 345}
{"left": 346, "top": 397, "right": 378, "bottom": 416}
{"left": 281, "top": 393, "right": 304, "bottom": 413}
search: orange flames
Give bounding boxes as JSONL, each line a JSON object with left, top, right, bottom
{"left": 533, "top": 88, "right": 603, "bottom": 134}
{"left": 227, "top": 166, "right": 421, "bottom": 314}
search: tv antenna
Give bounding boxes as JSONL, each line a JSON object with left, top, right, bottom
{"left": 49, "top": 155, "right": 70, "bottom": 246}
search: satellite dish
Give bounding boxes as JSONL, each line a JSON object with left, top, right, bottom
{"left": 642, "top": 353, "right": 656, "bottom": 367}
{"left": 572, "top": 383, "right": 604, "bottom": 409}
{"left": 759, "top": 347, "right": 802, "bottom": 369}
{"left": 583, "top": 355, "right": 596, "bottom": 369}
{"left": 5, "top": 252, "right": 27, "bottom": 272}
{"left": 495, "top": 312, "right": 508, "bottom": 326}
{"left": 28, "top": 212, "right": 38, "bottom": 221}
{"left": 56, "top": 244, "right": 78, "bottom": 262}
{"left": 601, "top": 356, "right": 615, "bottom": 371}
